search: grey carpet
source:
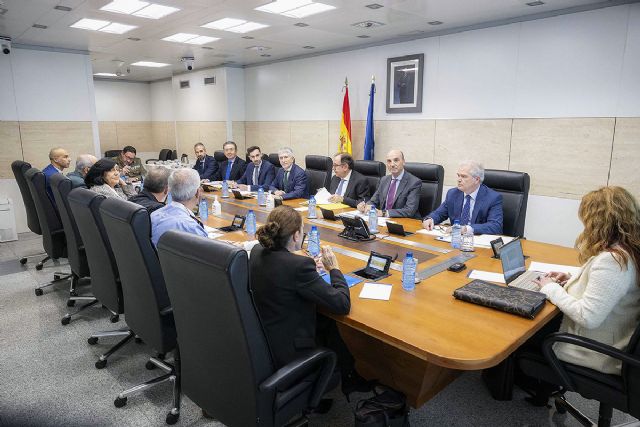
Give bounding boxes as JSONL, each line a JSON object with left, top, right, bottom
{"left": 0, "top": 233, "right": 638, "bottom": 427}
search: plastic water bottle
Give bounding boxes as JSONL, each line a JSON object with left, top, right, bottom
{"left": 402, "top": 252, "right": 417, "bottom": 291}
{"left": 221, "top": 180, "right": 229, "bottom": 198}
{"left": 368, "top": 205, "right": 378, "bottom": 233}
{"left": 257, "top": 186, "right": 266, "bottom": 206}
{"left": 199, "top": 197, "right": 208, "bottom": 222}
{"left": 212, "top": 196, "right": 221, "bottom": 216}
{"left": 451, "top": 220, "right": 462, "bottom": 249}
{"left": 308, "top": 225, "right": 320, "bottom": 257}
{"left": 308, "top": 195, "right": 317, "bottom": 219}
{"left": 246, "top": 210, "right": 256, "bottom": 236}
{"left": 266, "top": 192, "right": 275, "bottom": 210}
{"left": 461, "top": 223, "right": 475, "bottom": 252}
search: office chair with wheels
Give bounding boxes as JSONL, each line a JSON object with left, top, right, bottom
{"left": 100, "top": 198, "right": 180, "bottom": 424}
{"left": 403, "top": 162, "right": 444, "bottom": 217}
{"left": 68, "top": 188, "right": 134, "bottom": 369}
{"left": 483, "top": 169, "right": 530, "bottom": 238}
{"left": 157, "top": 231, "right": 336, "bottom": 427}
{"left": 24, "top": 168, "right": 73, "bottom": 295}
{"left": 104, "top": 150, "right": 121, "bottom": 158}
{"left": 354, "top": 160, "right": 385, "bottom": 201}
{"left": 305, "top": 155, "right": 332, "bottom": 194}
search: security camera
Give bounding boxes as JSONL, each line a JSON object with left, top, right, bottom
{"left": 181, "top": 56, "right": 194, "bottom": 71}
{"left": 0, "top": 37, "right": 10, "bottom": 55}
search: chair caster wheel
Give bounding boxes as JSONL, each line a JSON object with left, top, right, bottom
{"left": 61, "top": 316, "right": 71, "bottom": 326}
{"left": 166, "top": 412, "right": 179, "bottom": 425}
{"left": 35, "top": 288, "right": 44, "bottom": 296}
{"left": 114, "top": 396, "right": 127, "bottom": 408}
{"left": 20, "top": 257, "right": 27, "bottom": 265}
{"left": 88, "top": 337, "right": 98, "bottom": 345}
{"left": 36, "top": 263, "right": 43, "bottom": 271}
{"left": 95, "top": 359, "right": 107, "bottom": 369}
{"left": 110, "top": 314, "right": 119, "bottom": 323}
{"left": 135, "top": 337, "right": 143, "bottom": 344}
{"left": 69, "top": 289, "right": 78, "bottom": 296}
{"left": 67, "top": 299, "right": 76, "bottom": 307}
{"left": 145, "top": 360, "right": 156, "bottom": 370}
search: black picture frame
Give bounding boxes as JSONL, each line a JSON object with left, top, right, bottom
{"left": 386, "top": 53, "right": 424, "bottom": 114}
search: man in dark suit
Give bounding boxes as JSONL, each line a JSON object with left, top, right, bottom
{"left": 357, "top": 149, "right": 421, "bottom": 218}
{"left": 192, "top": 142, "right": 218, "bottom": 181}
{"left": 269, "top": 147, "right": 309, "bottom": 200}
{"left": 43, "top": 147, "right": 71, "bottom": 204}
{"left": 423, "top": 160, "right": 503, "bottom": 235}
{"left": 327, "top": 153, "right": 370, "bottom": 208}
{"left": 214, "top": 141, "right": 246, "bottom": 181}
{"left": 236, "top": 145, "right": 275, "bottom": 191}
{"left": 128, "top": 166, "right": 169, "bottom": 214}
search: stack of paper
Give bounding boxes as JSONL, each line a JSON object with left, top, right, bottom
{"left": 468, "top": 270, "right": 506, "bottom": 283}
{"left": 359, "top": 283, "right": 393, "bottom": 300}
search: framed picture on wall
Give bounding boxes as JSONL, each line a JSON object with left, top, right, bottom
{"left": 386, "top": 53, "right": 424, "bottom": 114}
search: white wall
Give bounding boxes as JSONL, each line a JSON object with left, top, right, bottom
{"left": 93, "top": 80, "right": 151, "bottom": 121}
{"left": 150, "top": 79, "right": 174, "bottom": 121}
{"left": 172, "top": 68, "right": 227, "bottom": 122}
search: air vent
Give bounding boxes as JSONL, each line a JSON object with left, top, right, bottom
{"left": 179, "top": 80, "right": 190, "bottom": 89}
{"left": 302, "top": 46, "right": 315, "bottom": 49}
{"left": 247, "top": 45, "right": 271, "bottom": 51}
{"left": 33, "top": 24, "right": 48, "bottom": 29}
{"left": 294, "top": 22, "right": 309, "bottom": 27}
{"left": 357, "top": 35, "right": 370, "bottom": 39}
{"left": 127, "top": 37, "right": 141, "bottom": 41}
{"left": 352, "top": 20, "right": 384, "bottom": 28}
{"left": 428, "top": 20, "right": 443, "bottom": 26}
{"left": 201, "top": 46, "right": 213, "bottom": 50}
{"left": 241, "top": 36, "right": 254, "bottom": 40}
{"left": 54, "top": 5, "right": 72, "bottom": 11}
{"left": 204, "top": 76, "right": 216, "bottom": 85}
{"left": 365, "top": 3, "right": 383, "bottom": 9}
{"left": 260, "top": 54, "right": 271, "bottom": 57}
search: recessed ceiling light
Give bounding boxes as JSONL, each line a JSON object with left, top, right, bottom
{"left": 70, "top": 18, "right": 111, "bottom": 31}
{"left": 260, "top": 54, "right": 271, "bottom": 57}
{"left": 242, "top": 36, "right": 254, "bottom": 39}
{"left": 428, "top": 20, "right": 443, "bottom": 25}
{"left": 32, "top": 24, "right": 48, "bottom": 29}
{"left": 131, "top": 61, "right": 170, "bottom": 67}
{"left": 357, "top": 35, "right": 370, "bottom": 38}
{"left": 352, "top": 20, "right": 384, "bottom": 28}
{"left": 163, "top": 33, "right": 200, "bottom": 43}
{"left": 100, "top": 23, "right": 137, "bottom": 34}
{"left": 185, "top": 36, "right": 220, "bottom": 45}
{"left": 132, "top": 4, "right": 179, "bottom": 19}
{"left": 365, "top": 3, "right": 383, "bottom": 9}
{"left": 201, "top": 17, "right": 247, "bottom": 30}
{"left": 101, "top": 0, "right": 149, "bottom": 15}
{"left": 94, "top": 72, "right": 119, "bottom": 77}
{"left": 54, "top": 5, "right": 72, "bottom": 12}
{"left": 247, "top": 45, "right": 271, "bottom": 51}
{"left": 256, "top": 0, "right": 312, "bottom": 14}
{"left": 127, "top": 37, "right": 141, "bottom": 41}
{"left": 294, "top": 22, "right": 309, "bottom": 27}
{"left": 256, "top": 0, "right": 335, "bottom": 18}
{"left": 227, "top": 22, "right": 269, "bottom": 33}
{"left": 526, "top": 1, "right": 545, "bottom": 5}
{"left": 302, "top": 45, "right": 314, "bottom": 49}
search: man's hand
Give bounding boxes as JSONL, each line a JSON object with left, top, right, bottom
{"left": 422, "top": 217, "right": 434, "bottom": 230}
{"left": 320, "top": 246, "right": 339, "bottom": 271}
{"left": 121, "top": 165, "right": 131, "bottom": 175}
{"left": 329, "top": 194, "right": 343, "bottom": 203}
{"left": 274, "top": 190, "right": 285, "bottom": 197}
{"left": 238, "top": 184, "right": 248, "bottom": 191}
{"left": 357, "top": 201, "right": 367, "bottom": 213}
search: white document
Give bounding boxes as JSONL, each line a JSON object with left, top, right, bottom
{"left": 468, "top": 270, "right": 506, "bottom": 284}
{"left": 528, "top": 261, "right": 581, "bottom": 277}
{"left": 359, "top": 283, "right": 393, "bottom": 300}
{"left": 239, "top": 190, "right": 254, "bottom": 197}
{"left": 294, "top": 207, "right": 308, "bottom": 212}
{"left": 313, "top": 188, "right": 333, "bottom": 205}
{"left": 415, "top": 228, "right": 446, "bottom": 237}
{"left": 204, "top": 225, "right": 218, "bottom": 233}
{"left": 207, "top": 232, "right": 225, "bottom": 239}
{"left": 472, "top": 234, "right": 516, "bottom": 248}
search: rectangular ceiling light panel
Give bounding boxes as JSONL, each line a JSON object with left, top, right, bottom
{"left": 255, "top": 0, "right": 334, "bottom": 18}
{"left": 163, "top": 32, "right": 199, "bottom": 42}
{"left": 282, "top": 2, "right": 335, "bottom": 18}
{"left": 202, "top": 18, "right": 247, "bottom": 30}
{"left": 100, "top": 22, "right": 138, "bottom": 34}
{"left": 185, "top": 35, "right": 220, "bottom": 45}
{"left": 131, "top": 61, "right": 170, "bottom": 67}
{"left": 133, "top": 3, "right": 179, "bottom": 19}
{"left": 71, "top": 18, "right": 111, "bottom": 30}
{"left": 227, "top": 22, "right": 269, "bottom": 33}
{"left": 100, "top": 0, "right": 149, "bottom": 14}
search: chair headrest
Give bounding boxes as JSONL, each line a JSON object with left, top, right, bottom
{"left": 404, "top": 162, "right": 443, "bottom": 182}
{"left": 354, "top": 160, "right": 385, "bottom": 177}
{"left": 100, "top": 196, "right": 146, "bottom": 226}
{"left": 483, "top": 169, "right": 530, "bottom": 193}
{"left": 50, "top": 173, "right": 72, "bottom": 197}
{"left": 305, "top": 155, "right": 331, "bottom": 171}
{"left": 68, "top": 187, "right": 103, "bottom": 207}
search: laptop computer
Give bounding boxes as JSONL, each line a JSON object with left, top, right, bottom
{"left": 218, "top": 215, "right": 246, "bottom": 232}
{"left": 500, "top": 239, "right": 541, "bottom": 291}
{"left": 352, "top": 251, "right": 392, "bottom": 281}
{"left": 386, "top": 222, "right": 413, "bottom": 237}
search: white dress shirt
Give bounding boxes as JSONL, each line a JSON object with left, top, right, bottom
{"left": 335, "top": 170, "right": 352, "bottom": 197}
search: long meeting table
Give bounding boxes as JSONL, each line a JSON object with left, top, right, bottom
{"left": 201, "top": 193, "right": 579, "bottom": 408}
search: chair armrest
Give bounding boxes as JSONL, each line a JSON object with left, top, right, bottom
{"left": 542, "top": 332, "right": 640, "bottom": 390}
{"left": 260, "top": 348, "right": 336, "bottom": 409}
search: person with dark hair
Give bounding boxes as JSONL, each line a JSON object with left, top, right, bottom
{"left": 128, "top": 166, "right": 170, "bottom": 213}
{"left": 85, "top": 158, "right": 135, "bottom": 200}
{"left": 192, "top": 142, "right": 218, "bottom": 181}
{"left": 327, "top": 153, "right": 370, "bottom": 208}
{"left": 235, "top": 145, "right": 275, "bottom": 191}
{"left": 111, "top": 145, "right": 143, "bottom": 182}
{"left": 213, "top": 141, "right": 246, "bottom": 181}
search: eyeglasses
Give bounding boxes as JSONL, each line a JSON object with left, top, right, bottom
{"left": 332, "top": 163, "right": 344, "bottom": 169}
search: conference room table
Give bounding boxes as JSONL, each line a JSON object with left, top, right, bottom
{"left": 201, "top": 193, "right": 579, "bottom": 408}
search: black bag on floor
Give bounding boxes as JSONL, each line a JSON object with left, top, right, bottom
{"left": 354, "top": 385, "right": 410, "bottom": 427}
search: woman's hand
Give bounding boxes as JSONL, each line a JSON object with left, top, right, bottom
{"left": 547, "top": 271, "right": 571, "bottom": 285}
{"left": 320, "top": 246, "right": 339, "bottom": 271}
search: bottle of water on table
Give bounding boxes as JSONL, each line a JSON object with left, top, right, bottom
{"left": 257, "top": 186, "right": 265, "bottom": 206}
{"left": 308, "top": 225, "right": 320, "bottom": 257}
{"left": 368, "top": 204, "right": 378, "bottom": 233}
{"left": 308, "top": 195, "right": 317, "bottom": 219}
{"left": 451, "top": 220, "right": 462, "bottom": 249}
{"left": 246, "top": 209, "right": 256, "bottom": 236}
{"left": 402, "top": 252, "right": 416, "bottom": 291}
{"left": 221, "top": 180, "right": 229, "bottom": 198}
{"left": 199, "top": 197, "right": 208, "bottom": 222}
{"left": 461, "top": 222, "right": 474, "bottom": 252}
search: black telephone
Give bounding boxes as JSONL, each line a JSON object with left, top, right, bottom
{"left": 338, "top": 216, "right": 375, "bottom": 241}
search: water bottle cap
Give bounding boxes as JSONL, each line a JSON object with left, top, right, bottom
{"left": 406, "top": 252, "right": 413, "bottom": 258}
{"left": 453, "top": 219, "right": 460, "bottom": 225}
{"left": 310, "top": 195, "right": 315, "bottom": 200}
{"left": 248, "top": 209, "right": 253, "bottom": 214}
{"left": 311, "top": 225, "right": 317, "bottom": 231}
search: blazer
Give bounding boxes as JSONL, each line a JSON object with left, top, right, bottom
{"left": 327, "top": 170, "right": 370, "bottom": 208}
{"left": 249, "top": 244, "right": 350, "bottom": 368}
{"left": 43, "top": 164, "right": 61, "bottom": 204}
{"left": 214, "top": 157, "right": 247, "bottom": 181}
{"left": 193, "top": 155, "right": 218, "bottom": 181}
{"left": 66, "top": 171, "right": 87, "bottom": 189}
{"left": 540, "top": 250, "right": 640, "bottom": 375}
{"left": 269, "top": 163, "right": 309, "bottom": 200}
{"left": 369, "top": 171, "right": 422, "bottom": 218}
{"left": 426, "top": 185, "right": 503, "bottom": 235}
{"left": 237, "top": 160, "right": 276, "bottom": 191}
{"left": 128, "top": 189, "right": 165, "bottom": 214}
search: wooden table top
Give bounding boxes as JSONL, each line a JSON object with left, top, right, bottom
{"left": 202, "top": 194, "right": 579, "bottom": 370}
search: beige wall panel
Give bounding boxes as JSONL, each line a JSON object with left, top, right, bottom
{"left": 115, "top": 122, "right": 153, "bottom": 152}
{"left": 375, "top": 120, "right": 436, "bottom": 164}
{"left": 176, "top": 122, "right": 200, "bottom": 160}
{"left": 20, "top": 121, "right": 93, "bottom": 172}
{"left": 98, "top": 122, "right": 118, "bottom": 153}
{"left": 258, "top": 122, "right": 291, "bottom": 156}
{"left": 434, "top": 119, "right": 512, "bottom": 186}
{"left": 609, "top": 117, "right": 640, "bottom": 200}
{"left": 290, "top": 121, "right": 329, "bottom": 168}
{"left": 510, "top": 118, "right": 614, "bottom": 199}
{"left": 150, "top": 121, "right": 176, "bottom": 152}
{"left": 0, "top": 121, "right": 22, "bottom": 179}
{"left": 199, "top": 122, "right": 227, "bottom": 155}
{"left": 349, "top": 120, "right": 366, "bottom": 160}
{"left": 232, "top": 121, "right": 246, "bottom": 155}
{"left": 245, "top": 121, "right": 259, "bottom": 149}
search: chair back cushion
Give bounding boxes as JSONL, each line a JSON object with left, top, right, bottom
{"left": 11, "top": 160, "right": 41, "bottom": 235}
{"left": 268, "top": 153, "right": 282, "bottom": 170}
{"left": 158, "top": 149, "right": 172, "bottom": 161}
{"left": 304, "top": 155, "right": 332, "bottom": 192}
{"left": 158, "top": 231, "right": 274, "bottom": 426}
{"left": 483, "top": 170, "right": 530, "bottom": 237}
{"left": 170, "top": 150, "right": 177, "bottom": 160}
{"left": 68, "top": 188, "right": 123, "bottom": 314}
{"left": 104, "top": 150, "right": 120, "bottom": 158}
{"left": 50, "top": 174, "right": 89, "bottom": 277}
{"left": 354, "top": 160, "right": 385, "bottom": 198}
{"left": 214, "top": 150, "right": 226, "bottom": 163}
{"left": 99, "top": 198, "right": 175, "bottom": 352}
{"left": 404, "top": 162, "right": 444, "bottom": 217}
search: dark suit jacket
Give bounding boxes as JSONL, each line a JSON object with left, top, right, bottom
{"left": 327, "top": 170, "right": 370, "bottom": 208}
{"left": 237, "top": 160, "right": 276, "bottom": 191}
{"left": 214, "top": 157, "right": 247, "bottom": 181}
{"left": 193, "top": 155, "right": 218, "bottom": 181}
{"left": 43, "top": 164, "right": 60, "bottom": 205}
{"left": 128, "top": 189, "right": 165, "bottom": 214}
{"left": 249, "top": 244, "right": 350, "bottom": 368}
{"left": 369, "top": 171, "right": 422, "bottom": 218}
{"left": 426, "top": 184, "right": 503, "bottom": 235}
{"left": 269, "top": 163, "right": 309, "bottom": 200}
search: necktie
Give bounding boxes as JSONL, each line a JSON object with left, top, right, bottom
{"left": 200, "top": 160, "right": 204, "bottom": 172}
{"left": 283, "top": 170, "right": 289, "bottom": 192}
{"left": 386, "top": 178, "right": 398, "bottom": 211}
{"left": 461, "top": 194, "right": 472, "bottom": 225}
{"left": 253, "top": 165, "right": 259, "bottom": 186}
{"left": 225, "top": 161, "right": 233, "bottom": 181}
{"left": 335, "top": 179, "right": 345, "bottom": 196}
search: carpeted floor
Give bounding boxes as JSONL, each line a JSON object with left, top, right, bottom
{"left": 0, "top": 233, "right": 638, "bottom": 427}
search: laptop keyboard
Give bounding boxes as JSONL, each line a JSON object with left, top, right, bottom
{"left": 509, "top": 270, "right": 541, "bottom": 291}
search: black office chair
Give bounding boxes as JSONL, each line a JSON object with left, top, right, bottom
{"left": 268, "top": 153, "right": 282, "bottom": 171}
{"left": 404, "top": 162, "right": 444, "bottom": 217}
{"left": 104, "top": 150, "right": 121, "bottom": 158}
{"left": 157, "top": 231, "right": 336, "bottom": 427}
{"left": 99, "top": 198, "right": 180, "bottom": 424}
{"left": 24, "top": 168, "right": 72, "bottom": 296}
{"left": 483, "top": 169, "right": 530, "bottom": 237}
{"left": 146, "top": 149, "right": 173, "bottom": 164}
{"left": 518, "top": 326, "right": 640, "bottom": 427}
{"left": 11, "top": 160, "right": 47, "bottom": 267}
{"left": 305, "top": 155, "right": 332, "bottom": 194}
{"left": 214, "top": 150, "right": 226, "bottom": 163}
{"left": 50, "top": 174, "right": 97, "bottom": 324}
{"left": 68, "top": 188, "right": 133, "bottom": 369}
{"left": 170, "top": 150, "right": 177, "bottom": 160}
{"left": 354, "top": 160, "right": 385, "bottom": 200}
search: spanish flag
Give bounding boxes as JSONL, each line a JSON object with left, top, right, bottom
{"left": 339, "top": 80, "right": 352, "bottom": 154}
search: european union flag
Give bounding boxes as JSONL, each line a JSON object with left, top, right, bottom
{"left": 364, "top": 82, "right": 375, "bottom": 160}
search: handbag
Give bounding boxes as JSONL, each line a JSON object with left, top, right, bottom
{"left": 354, "top": 385, "right": 410, "bottom": 427}
{"left": 453, "top": 279, "right": 547, "bottom": 319}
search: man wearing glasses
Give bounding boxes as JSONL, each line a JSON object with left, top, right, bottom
{"left": 327, "top": 153, "right": 370, "bottom": 208}
{"left": 112, "top": 145, "right": 143, "bottom": 182}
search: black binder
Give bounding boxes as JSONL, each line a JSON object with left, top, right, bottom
{"left": 453, "top": 279, "right": 547, "bottom": 319}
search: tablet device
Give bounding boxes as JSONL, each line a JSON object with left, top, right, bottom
{"left": 218, "top": 215, "right": 246, "bottom": 232}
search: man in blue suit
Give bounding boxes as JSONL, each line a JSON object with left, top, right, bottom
{"left": 269, "top": 147, "right": 309, "bottom": 200}
{"left": 423, "top": 161, "right": 503, "bottom": 235}
{"left": 43, "top": 147, "right": 71, "bottom": 204}
{"left": 192, "top": 143, "right": 218, "bottom": 181}
{"left": 236, "top": 146, "right": 275, "bottom": 191}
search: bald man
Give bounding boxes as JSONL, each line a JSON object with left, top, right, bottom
{"left": 43, "top": 147, "right": 71, "bottom": 203}
{"left": 67, "top": 154, "right": 97, "bottom": 189}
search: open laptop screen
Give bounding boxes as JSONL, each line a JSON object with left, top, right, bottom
{"left": 500, "top": 239, "right": 526, "bottom": 284}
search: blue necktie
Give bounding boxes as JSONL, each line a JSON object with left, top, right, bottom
{"left": 335, "top": 179, "right": 345, "bottom": 196}
{"left": 461, "top": 194, "right": 471, "bottom": 225}
{"left": 224, "top": 160, "right": 233, "bottom": 181}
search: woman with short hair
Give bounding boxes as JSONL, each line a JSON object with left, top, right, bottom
{"left": 85, "top": 158, "right": 135, "bottom": 200}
